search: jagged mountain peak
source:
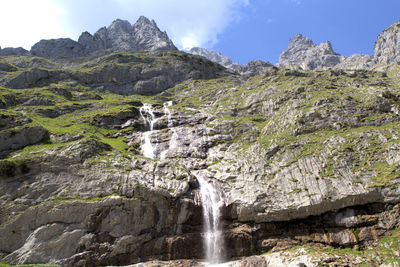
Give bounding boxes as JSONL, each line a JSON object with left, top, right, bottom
{"left": 107, "top": 19, "right": 133, "bottom": 33}
{"left": 135, "top": 15, "right": 157, "bottom": 26}
{"left": 279, "top": 33, "right": 343, "bottom": 70}
{"left": 290, "top": 33, "right": 315, "bottom": 47}
{"left": 26, "top": 16, "right": 176, "bottom": 59}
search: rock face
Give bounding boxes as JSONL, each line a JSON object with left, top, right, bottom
{"left": 0, "top": 126, "right": 48, "bottom": 156}
{"left": 279, "top": 34, "right": 345, "bottom": 70}
{"left": 375, "top": 21, "right": 400, "bottom": 64}
{"left": 30, "top": 16, "right": 177, "bottom": 59}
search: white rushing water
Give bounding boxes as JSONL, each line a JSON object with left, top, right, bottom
{"left": 140, "top": 104, "right": 157, "bottom": 159}
{"left": 140, "top": 101, "right": 178, "bottom": 159}
{"left": 196, "top": 175, "right": 225, "bottom": 264}
{"left": 160, "top": 101, "right": 179, "bottom": 160}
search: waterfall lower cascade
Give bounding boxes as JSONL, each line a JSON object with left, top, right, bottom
{"left": 196, "top": 175, "right": 225, "bottom": 265}
{"left": 139, "top": 103, "right": 158, "bottom": 159}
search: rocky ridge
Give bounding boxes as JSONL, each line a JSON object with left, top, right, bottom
{"left": 0, "top": 19, "right": 400, "bottom": 267}
{"left": 1, "top": 16, "right": 176, "bottom": 59}
{"left": 279, "top": 21, "right": 400, "bottom": 71}
{"left": 190, "top": 47, "right": 276, "bottom": 76}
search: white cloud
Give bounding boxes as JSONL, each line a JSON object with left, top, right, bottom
{"left": 0, "top": 0, "right": 70, "bottom": 49}
{"left": 108, "top": 0, "right": 250, "bottom": 49}
{"left": 1, "top": 0, "right": 249, "bottom": 51}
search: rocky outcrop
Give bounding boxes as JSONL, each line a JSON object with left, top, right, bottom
{"left": 0, "top": 47, "right": 29, "bottom": 56}
{"left": 30, "top": 16, "right": 176, "bottom": 59}
{"left": 279, "top": 34, "right": 345, "bottom": 70}
{"left": 0, "top": 126, "right": 48, "bottom": 156}
{"left": 31, "top": 38, "right": 86, "bottom": 59}
{"left": 240, "top": 60, "right": 277, "bottom": 76}
{"left": 375, "top": 21, "right": 400, "bottom": 64}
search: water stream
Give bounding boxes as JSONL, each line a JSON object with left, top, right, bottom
{"left": 139, "top": 104, "right": 157, "bottom": 159}
{"left": 160, "top": 101, "right": 179, "bottom": 159}
{"left": 196, "top": 175, "right": 225, "bottom": 264}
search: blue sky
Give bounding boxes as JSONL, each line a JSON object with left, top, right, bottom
{"left": 216, "top": 0, "right": 400, "bottom": 64}
{"left": 0, "top": 0, "right": 399, "bottom": 64}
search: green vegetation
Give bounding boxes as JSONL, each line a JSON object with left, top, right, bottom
{"left": 0, "top": 159, "right": 29, "bottom": 177}
{"left": 282, "top": 228, "right": 400, "bottom": 265}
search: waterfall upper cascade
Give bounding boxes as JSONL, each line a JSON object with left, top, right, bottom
{"left": 139, "top": 103, "right": 158, "bottom": 159}
{"left": 139, "top": 101, "right": 179, "bottom": 159}
{"left": 160, "top": 101, "right": 179, "bottom": 159}
{"left": 196, "top": 175, "right": 226, "bottom": 265}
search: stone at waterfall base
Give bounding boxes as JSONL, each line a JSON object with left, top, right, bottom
{"left": 121, "top": 247, "right": 366, "bottom": 266}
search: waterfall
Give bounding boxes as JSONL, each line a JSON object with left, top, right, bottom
{"left": 140, "top": 104, "right": 157, "bottom": 159}
{"left": 140, "top": 101, "right": 176, "bottom": 159}
{"left": 163, "top": 101, "right": 173, "bottom": 128}
{"left": 160, "top": 101, "right": 179, "bottom": 160}
{"left": 196, "top": 175, "right": 225, "bottom": 264}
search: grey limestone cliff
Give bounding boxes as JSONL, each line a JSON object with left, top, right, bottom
{"left": 375, "top": 21, "right": 400, "bottom": 64}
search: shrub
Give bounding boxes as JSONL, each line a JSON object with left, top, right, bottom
{"left": 0, "top": 159, "right": 30, "bottom": 177}
{"left": 0, "top": 160, "right": 15, "bottom": 177}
